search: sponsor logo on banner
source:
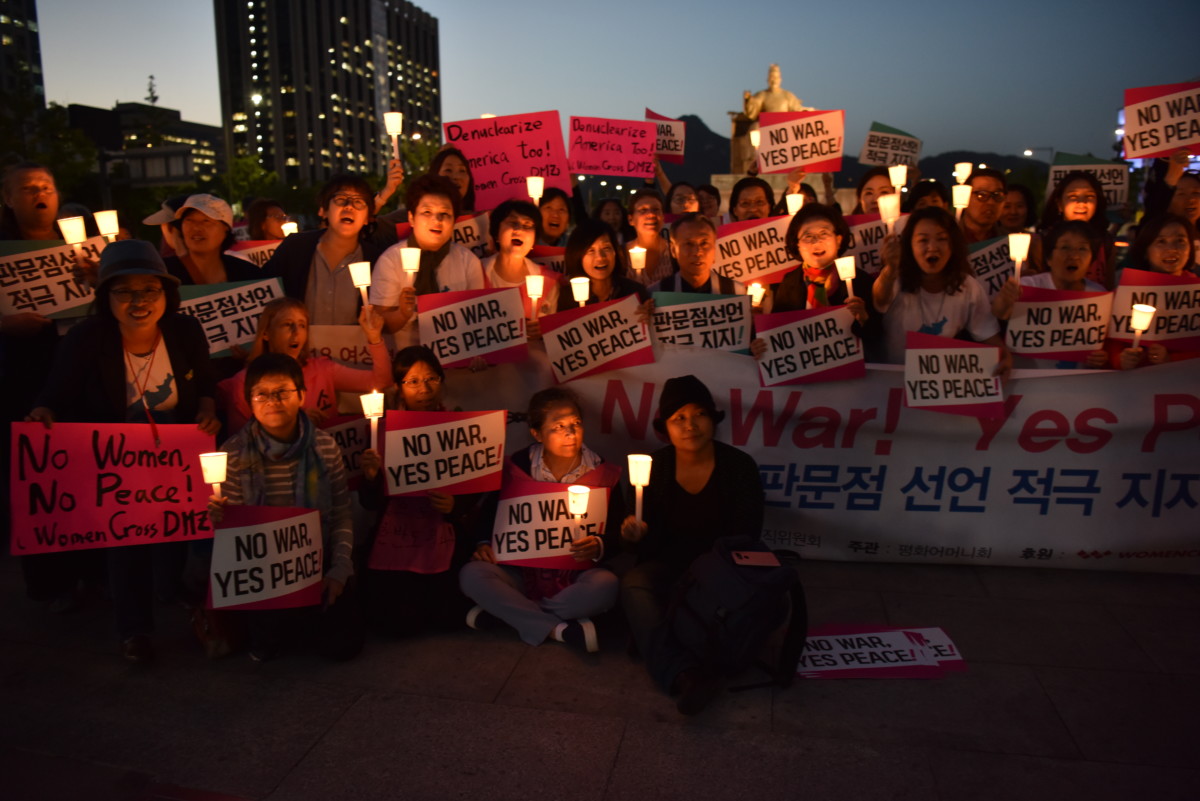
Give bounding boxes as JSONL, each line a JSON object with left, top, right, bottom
{"left": 0, "top": 237, "right": 105, "bottom": 318}
{"left": 567, "top": 116, "right": 655, "bottom": 179}
{"left": 540, "top": 295, "right": 654, "bottom": 383}
{"left": 756, "top": 110, "right": 844, "bottom": 174}
{"left": 178, "top": 278, "right": 284, "bottom": 357}
{"left": 651, "top": 293, "right": 752, "bottom": 352}
{"left": 1007, "top": 287, "right": 1113, "bottom": 360}
{"left": 417, "top": 287, "right": 528, "bottom": 369}
{"left": 443, "top": 111, "right": 571, "bottom": 210}
{"left": 9, "top": 422, "right": 214, "bottom": 555}
{"left": 208, "top": 506, "right": 323, "bottom": 610}
{"left": 646, "top": 108, "right": 686, "bottom": 164}
{"left": 858, "top": 121, "right": 922, "bottom": 167}
{"left": 382, "top": 410, "right": 506, "bottom": 496}
{"left": 713, "top": 215, "right": 799, "bottom": 285}
{"left": 1122, "top": 80, "right": 1200, "bottom": 160}
{"left": 755, "top": 306, "right": 864, "bottom": 386}
{"left": 903, "top": 332, "right": 1004, "bottom": 418}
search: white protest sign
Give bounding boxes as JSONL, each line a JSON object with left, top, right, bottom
{"left": 651, "top": 293, "right": 753, "bottom": 351}
{"left": 1122, "top": 81, "right": 1200, "bottom": 160}
{"left": 321, "top": 415, "right": 370, "bottom": 487}
{"left": 646, "top": 108, "right": 686, "bottom": 164}
{"left": 1007, "top": 290, "right": 1113, "bottom": 359}
{"left": 797, "top": 628, "right": 942, "bottom": 679}
{"left": 1047, "top": 155, "right": 1129, "bottom": 206}
{"left": 903, "top": 627, "right": 966, "bottom": 671}
{"left": 540, "top": 295, "right": 653, "bottom": 383}
{"left": 209, "top": 507, "right": 323, "bottom": 610}
{"left": 756, "top": 110, "right": 845, "bottom": 174}
{"left": 858, "top": 122, "right": 922, "bottom": 167}
{"left": 382, "top": 410, "right": 506, "bottom": 496}
{"left": 491, "top": 481, "right": 610, "bottom": 570}
{"left": 905, "top": 347, "right": 1002, "bottom": 409}
{"left": 967, "top": 237, "right": 1014, "bottom": 300}
{"left": 0, "top": 237, "right": 104, "bottom": 318}
{"left": 845, "top": 213, "right": 908, "bottom": 276}
{"left": 177, "top": 278, "right": 284, "bottom": 357}
{"left": 712, "top": 215, "right": 798, "bottom": 285}
{"left": 417, "top": 287, "right": 527, "bottom": 369}
{"left": 453, "top": 211, "right": 490, "bottom": 259}
{"left": 225, "top": 240, "right": 279, "bottom": 268}
{"left": 755, "top": 307, "right": 863, "bottom": 386}
{"left": 1108, "top": 270, "right": 1200, "bottom": 346}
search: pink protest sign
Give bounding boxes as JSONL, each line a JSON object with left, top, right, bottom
{"left": 207, "top": 506, "right": 323, "bottom": 611}
{"left": 645, "top": 108, "right": 686, "bottom": 164}
{"left": 381, "top": 409, "right": 506, "bottom": 496}
{"left": 799, "top": 624, "right": 944, "bottom": 679}
{"left": 567, "top": 116, "right": 655, "bottom": 179}
{"left": 540, "top": 295, "right": 654, "bottom": 383}
{"left": 713, "top": 215, "right": 799, "bottom": 285}
{"left": 417, "top": 287, "right": 528, "bottom": 369}
{"left": 755, "top": 306, "right": 865, "bottom": 386}
{"left": 1122, "top": 81, "right": 1200, "bottom": 159}
{"left": 844, "top": 212, "right": 908, "bottom": 277}
{"left": 9, "top": 422, "right": 214, "bottom": 555}
{"left": 903, "top": 332, "right": 1005, "bottom": 419}
{"left": 1007, "top": 286, "right": 1114, "bottom": 361}
{"left": 321, "top": 414, "right": 370, "bottom": 491}
{"left": 1108, "top": 268, "right": 1200, "bottom": 349}
{"left": 756, "top": 110, "right": 844, "bottom": 174}
{"left": 491, "top": 473, "right": 611, "bottom": 571}
{"left": 224, "top": 239, "right": 278, "bottom": 268}
{"left": 443, "top": 111, "right": 570, "bottom": 212}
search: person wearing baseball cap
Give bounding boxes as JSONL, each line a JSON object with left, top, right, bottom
{"left": 163, "top": 194, "right": 260, "bottom": 285}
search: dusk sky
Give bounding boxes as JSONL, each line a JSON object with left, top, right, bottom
{"left": 38, "top": 0, "right": 1197, "bottom": 164}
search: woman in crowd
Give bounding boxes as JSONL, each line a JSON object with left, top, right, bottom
{"left": 27, "top": 240, "right": 221, "bottom": 662}
{"left": 998, "top": 184, "right": 1037, "bottom": 235}
{"left": 428, "top": 147, "right": 476, "bottom": 215}
{"left": 208, "top": 352, "right": 361, "bottom": 662}
{"left": 1034, "top": 171, "right": 1113, "bottom": 287}
{"left": 459, "top": 388, "right": 622, "bottom": 653}
{"left": 217, "top": 297, "right": 393, "bottom": 432}
{"left": 728, "top": 176, "right": 774, "bottom": 222}
{"left": 619, "top": 375, "right": 764, "bottom": 714}
{"left": 626, "top": 188, "right": 675, "bottom": 285}
{"left": 697, "top": 185, "right": 722, "bottom": 220}
{"left": 557, "top": 218, "right": 649, "bottom": 310}
{"left": 266, "top": 174, "right": 388, "bottom": 325}
{"left": 481, "top": 199, "right": 561, "bottom": 332}
{"left": 371, "top": 174, "right": 484, "bottom": 334}
{"left": 246, "top": 198, "right": 288, "bottom": 241}
{"left": 1166, "top": 172, "right": 1200, "bottom": 228}
{"left": 358, "top": 346, "right": 482, "bottom": 636}
{"left": 1112, "top": 214, "right": 1199, "bottom": 369}
{"left": 537, "top": 187, "right": 573, "bottom": 247}
{"left": 665, "top": 182, "right": 701, "bottom": 215}
{"left": 872, "top": 206, "right": 1009, "bottom": 368}
{"left": 592, "top": 197, "right": 632, "bottom": 244}
{"left": 164, "top": 194, "right": 261, "bottom": 285}
{"left": 992, "top": 221, "right": 1109, "bottom": 369}
{"left": 903, "top": 180, "right": 950, "bottom": 213}
{"left": 851, "top": 167, "right": 895, "bottom": 215}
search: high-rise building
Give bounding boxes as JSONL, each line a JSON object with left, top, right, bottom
{"left": 0, "top": 0, "right": 45, "bottom": 103}
{"left": 213, "top": 0, "right": 440, "bottom": 188}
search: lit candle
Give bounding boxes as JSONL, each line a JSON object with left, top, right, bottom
{"left": 525, "top": 273, "right": 544, "bottom": 319}
{"left": 785, "top": 193, "right": 804, "bottom": 215}
{"left": 877, "top": 193, "right": 901, "bottom": 235}
{"left": 526, "top": 176, "right": 544, "bottom": 204}
{"left": 400, "top": 247, "right": 421, "bottom": 274}
{"left": 570, "top": 276, "right": 590, "bottom": 307}
{"left": 1008, "top": 233, "right": 1031, "bottom": 281}
{"left": 835, "top": 256, "right": 857, "bottom": 299}
{"left": 888, "top": 165, "right": 907, "bottom": 194}
{"left": 567, "top": 484, "right": 591, "bottom": 548}
{"left": 360, "top": 390, "right": 386, "bottom": 451}
{"left": 954, "top": 162, "right": 973, "bottom": 184}
{"left": 94, "top": 210, "right": 119, "bottom": 242}
{"left": 952, "top": 184, "right": 972, "bottom": 221}
{"left": 349, "top": 261, "right": 372, "bottom": 307}
{"left": 748, "top": 282, "right": 765, "bottom": 307}
{"left": 384, "top": 111, "right": 403, "bottom": 161}
{"left": 199, "top": 452, "right": 228, "bottom": 498}
{"left": 58, "top": 215, "right": 87, "bottom": 260}
{"left": 627, "top": 454, "right": 652, "bottom": 523}
{"left": 749, "top": 129, "right": 761, "bottom": 150}
{"left": 1130, "top": 303, "right": 1156, "bottom": 351}
{"left": 281, "top": 221, "right": 298, "bottom": 237}
{"left": 628, "top": 246, "right": 646, "bottom": 274}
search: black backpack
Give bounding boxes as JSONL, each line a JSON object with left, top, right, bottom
{"left": 661, "top": 536, "right": 807, "bottom": 689}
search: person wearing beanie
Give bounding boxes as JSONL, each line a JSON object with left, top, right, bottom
{"left": 618, "top": 374, "right": 764, "bottom": 712}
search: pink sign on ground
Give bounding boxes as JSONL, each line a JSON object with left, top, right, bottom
{"left": 567, "top": 116, "right": 655, "bottom": 179}
{"left": 443, "top": 111, "right": 570, "bottom": 211}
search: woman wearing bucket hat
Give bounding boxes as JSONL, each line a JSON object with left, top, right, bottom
{"left": 27, "top": 240, "right": 221, "bottom": 663}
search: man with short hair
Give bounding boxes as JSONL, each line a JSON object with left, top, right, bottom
{"left": 649, "top": 214, "right": 745, "bottom": 295}
{"left": 961, "top": 168, "right": 1008, "bottom": 244}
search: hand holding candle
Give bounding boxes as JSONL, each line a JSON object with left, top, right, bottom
{"left": 877, "top": 193, "right": 901, "bottom": 234}
{"left": 360, "top": 390, "right": 385, "bottom": 451}
{"left": 1130, "top": 303, "right": 1156, "bottom": 350}
{"left": 888, "top": 165, "right": 907, "bottom": 195}
{"left": 567, "top": 484, "right": 591, "bottom": 553}
{"left": 384, "top": 111, "right": 403, "bottom": 160}
{"left": 952, "top": 184, "right": 972, "bottom": 221}
{"left": 627, "top": 454, "right": 652, "bottom": 523}
{"left": 199, "top": 452, "right": 228, "bottom": 498}
{"left": 835, "top": 256, "right": 857, "bottom": 298}
{"left": 1008, "top": 233, "right": 1031, "bottom": 281}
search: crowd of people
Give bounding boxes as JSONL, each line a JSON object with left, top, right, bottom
{"left": 1, "top": 134, "right": 1197, "bottom": 714}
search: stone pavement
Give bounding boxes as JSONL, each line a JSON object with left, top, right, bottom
{"left": 2, "top": 552, "right": 1198, "bottom": 801}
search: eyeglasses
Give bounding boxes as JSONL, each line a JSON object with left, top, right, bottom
{"left": 972, "top": 191, "right": 1006, "bottom": 203}
{"left": 546, "top": 421, "right": 582, "bottom": 436}
{"left": 400, "top": 376, "right": 442, "bottom": 388}
{"left": 251, "top": 388, "right": 299, "bottom": 404}
{"left": 266, "top": 212, "right": 288, "bottom": 221}
{"left": 110, "top": 287, "right": 163, "bottom": 303}
{"left": 331, "top": 195, "right": 368, "bottom": 210}
{"left": 798, "top": 231, "right": 835, "bottom": 245}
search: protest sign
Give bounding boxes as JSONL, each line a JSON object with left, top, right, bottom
{"left": 858, "top": 121, "right": 922, "bottom": 167}
{"left": 1007, "top": 287, "right": 1113, "bottom": 361}
{"left": 208, "top": 506, "right": 323, "bottom": 610}
{"left": 529, "top": 244, "right": 565, "bottom": 275}
{"left": 394, "top": 212, "right": 491, "bottom": 260}
{"left": 651, "top": 293, "right": 752, "bottom": 352}
{"left": 1047, "top": 153, "right": 1129, "bottom": 206}
{"left": 308, "top": 325, "right": 397, "bottom": 369}
{"left": 443, "top": 111, "right": 571, "bottom": 211}
{"left": 382, "top": 410, "right": 505, "bottom": 496}
{"left": 567, "top": 116, "right": 655, "bottom": 179}
{"left": 418, "top": 287, "right": 527, "bottom": 369}
{"left": 968, "top": 236, "right": 1015, "bottom": 300}
{"left": 755, "top": 306, "right": 864, "bottom": 386}
{"left": 0, "top": 237, "right": 104, "bottom": 318}
{"left": 321, "top": 414, "right": 369, "bottom": 490}
{"left": 491, "top": 475, "right": 610, "bottom": 570}
{"left": 845, "top": 213, "right": 908, "bottom": 276}
{"left": 712, "top": 215, "right": 799, "bottom": 285}
{"left": 904, "top": 332, "right": 1004, "bottom": 418}
{"left": 178, "top": 278, "right": 283, "bottom": 357}
{"left": 540, "top": 295, "right": 653, "bottom": 383}
{"left": 756, "top": 110, "right": 844, "bottom": 174}
{"left": 799, "top": 624, "right": 946, "bottom": 679}
{"left": 1122, "top": 80, "right": 1200, "bottom": 160}
{"left": 646, "top": 108, "right": 685, "bottom": 164}
{"left": 1108, "top": 268, "right": 1200, "bottom": 348}
{"left": 225, "top": 239, "right": 279, "bottom": 268}
{"left": 9, "top": 422, "right": 213, "bottom": 555}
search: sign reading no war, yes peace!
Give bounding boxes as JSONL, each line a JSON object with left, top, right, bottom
{"left": 208, "top": 505, "right": 323, "bottom": 611}
{"left": 756, "top": 110, "right": 845, "bottom": 174}
{"left": 540, "top": 295, "right": 654, "bottom": 383}
{"left": 382, "top": 410, "right": 506, "bottom": 496}
{"left": 418, "top": 287, "right": 528, "bottom": 369}
{"left": 491, "top": 475, "right": 610, "bottom": 571}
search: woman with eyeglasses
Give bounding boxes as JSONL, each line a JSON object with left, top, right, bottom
{"left": 458, "top": 388, "right": 624, "bottom": 653}
{"left": 27, "top": 240, "right": 221, "bottom": 663}
{"left": 264, "top": 173, "right": 387, "bottom": 325}
{"left": 216, "top": 297, "right": 393, "bottom": 433}
{"left": 357, "top": 346, "right": 484, "bottom": 636}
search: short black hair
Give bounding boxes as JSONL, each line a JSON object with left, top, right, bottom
{"left": 564, "top": 218, "right": 626, "bottom": 279}
{"left": 967, "top": 167, "right": 1008, "bottom": 190}
{"left": 244, "top": 353, "right": 306, "bottom": 406}
{"left": 669, "top": 211, "right": 717, "bottom": 238}
{"left": 427, "top": 147, "right": 476, "bottom": 212}
{"left": 729, "top": 177, "right": 775, "bottom": 219}
{"left": 1042, "top": 220, "right": 1100, "bottom": 261}
{"left": 784, "top": 203, "right": 851, "bottom": 262}
{"left": 392, "top": 345, "right": 445, "bottom": 383}
{"left": 488, "top": 199, "right": 540, "bottom": 244}
{"left": 527, "top": 387, "right": 581, "bottom": 430}
{"left": 898, "top": 206, "right": 971, "bottom": 295}
{"left": 405, "top": 173, "right": 462, "bottom": 221}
